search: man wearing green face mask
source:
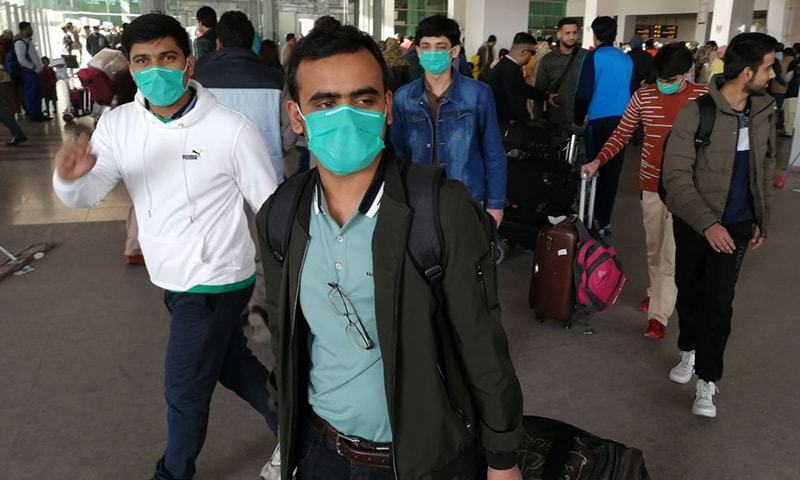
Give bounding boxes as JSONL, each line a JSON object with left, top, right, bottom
{"left": 392, "top": 15, "right": 508, "bottom": 228}
{"left": 257, "top": 24, "right": 524, "bottom": 480}
{"left": 52, "top": 13, "right": 279, "bottom": 480}
{"left": 581, "top": 43, "right": 707, "bottom": 341}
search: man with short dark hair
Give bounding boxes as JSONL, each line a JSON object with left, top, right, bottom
{"left": 194, "top": 6, "right": 217, "bottom": 60}
{"left": 476, "top": 34, "right": 497, "bottom": 79}
{"left": 392, "top": 14, "right": 508, "bottom": 227}
{"left": 51, "top": 13, "right": 278, "bottom": 479}
{"left": 259, "top": 22, "right": 524, "bottom": 480}
{"left": 280, "top": 32, "right": 296, "bottom": 68}
{"left": 86, "top": 25, "right": 108, "bottom": 56}
{"left": 628, "top": 34, "right": 654, "bottom": 87}
{"left": 574, "top": 16, "right": 634, "bottom": 238}
{"left": 662, "top": 32, "right": 778, "bottom": 418}
{"left": 14, "top": 21, "right": 48, "bottom": 121}
{"left": 488, "top": 31, "right": 548, "bottom": 125}
{"left": 193, "top": 9, "right": 285, "bottom": 341}
{"left": 534, "top": 17, "right": 587, "bottom": 137}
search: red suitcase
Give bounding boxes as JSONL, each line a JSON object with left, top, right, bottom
{"left": 77, "top": 67, "right": 114, "bottom": 105}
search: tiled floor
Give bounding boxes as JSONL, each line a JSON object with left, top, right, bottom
{"left": 2, "top": 114, "right": 800, "bottom": 479}
{"left": 0, "top": 115, "right": 132, "bottom": 226}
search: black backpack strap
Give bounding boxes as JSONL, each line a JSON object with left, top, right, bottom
{"left": 404, "top": 162, "right": 445, "bottom": 287}
{"left": 265, "top": 170, "right": 315, "bottom": 266}
{"left": 694, "top": 94, "right": 716, "bottom": 149}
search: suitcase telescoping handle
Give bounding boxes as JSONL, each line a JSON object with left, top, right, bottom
{"left": 579, "top": 173, "right": 597, "bottom": 226}
{"left": 567, "top": 134, "right": 578, "bottom": 165}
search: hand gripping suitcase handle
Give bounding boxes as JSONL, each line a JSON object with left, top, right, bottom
{"left": 578, "top": 173, "right": 597, "bottom": 226}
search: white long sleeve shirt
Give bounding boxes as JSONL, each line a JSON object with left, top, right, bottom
{"left": 53, "top": 81, "right": 278, "bottom": 291}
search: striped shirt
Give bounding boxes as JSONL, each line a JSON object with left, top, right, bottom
{"left": 595, "top": 82, "right": 708, "bottom": 191}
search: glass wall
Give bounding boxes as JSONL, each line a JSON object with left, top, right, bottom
{"left": 394, "top": 0, "right": 446, "bottom": 37}
{"left": 528, "top": 0, "right": 565, "bottom": 39}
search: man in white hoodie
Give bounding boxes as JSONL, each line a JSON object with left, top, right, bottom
{"left": 52, "top": 14, "right": 278, "bottom": 480}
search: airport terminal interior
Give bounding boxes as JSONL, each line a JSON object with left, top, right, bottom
{"left": 2, "top": 0, "right": 800, "bottom": 479}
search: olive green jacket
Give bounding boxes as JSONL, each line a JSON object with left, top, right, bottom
{"left": 255, "top": 152, "right": 524, "bottom": 479}
{"left": 662, "top": 80, "right": 777, "bottom": 236}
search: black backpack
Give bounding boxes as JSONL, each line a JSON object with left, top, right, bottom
{"left": 264, "top": 162, "right": 498, "bottom": 430}
{"left": 516, "top": 416, "right": 651, "bottom": 479}
{"left": 658, "top": 93, "right": 716, "bottom": 203}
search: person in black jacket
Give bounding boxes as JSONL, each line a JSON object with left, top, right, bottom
{"left": 193, "top": 6, "right": 217, "bottom": 60}
{"left": 487, "top": 32, "right": 547, "bottom": 125}
{"left": 628, "top": 35, "right": 654, "bottom": 88}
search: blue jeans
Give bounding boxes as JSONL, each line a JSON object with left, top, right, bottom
{"left": 154, "top": 283, "right": 278, "bottom": 480}
{"left": 20, "top": 71, "right": 43, "bottom": 120}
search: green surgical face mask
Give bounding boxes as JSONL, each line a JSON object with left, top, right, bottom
{"left": 656, "top": 77, "right": 684, "bottom": 95}
{"left": 300, "top": 104, "right": 386, "bottom": 176}
{"left": 133, "top": 65, "right": 189, "bottom": 107}
{"left": 419, "top": 50, "right": 452, "bottom": 75}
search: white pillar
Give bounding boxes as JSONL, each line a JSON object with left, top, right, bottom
{"left": 382, "top": 0, "right": 395, "bottom": 40}
{"left": 767, "top": 0, "right": 793, "bottom": 44}
{"left": 709, "top": 0, "right": 755, "bottom": 45}
{"left": 695, "top": 0, "right": 712, "bottom": 43}
{"left": 615, "top": 14, "right": 635, "bottom": 46}
{"left": 464, "top": 0, "right": 529, "bottom": 58}
{"left": 582, "top": 0, "right": 598, "bottom": 49}
{"left": 448, "top": 0, "right": 467, "bottom": 35}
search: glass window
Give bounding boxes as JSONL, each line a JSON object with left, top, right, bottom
{"left": 395, "top": 0, "right": 448, "bottom": 38}
{"left": 529, "top": 0, "right": 566, "bottom": 38}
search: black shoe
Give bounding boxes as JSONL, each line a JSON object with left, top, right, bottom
{"left": 7, "top": 136, "right": 27, "bottom": 146}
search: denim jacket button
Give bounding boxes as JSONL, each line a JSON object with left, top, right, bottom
{"left": 426, "top": 144, "right": 431, "bottom": 148}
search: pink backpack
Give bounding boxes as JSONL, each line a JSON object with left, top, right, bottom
{"left": 573, "top": 224, "right": 626, "bottom": 314}
{"left": 573, "top": 174, "right": 625, "bottom": 314}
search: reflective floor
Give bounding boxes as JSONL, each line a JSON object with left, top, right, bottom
{"left": 2, "top": 113, "right": 800, "bottom": 479}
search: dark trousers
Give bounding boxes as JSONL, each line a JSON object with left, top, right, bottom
{"left": 774, "top": 93, "right": 786, "bottom": 130}
{"left": 20, "top": 71, "right": 43, "bottom": 120}
{"left": 42, "top": 88, "right": 57, "bottom": 114}
{"left": 154, "top": 284, "right": 278, "bottom": 480}
{"left": 296, "top": 421, "right": 486, "bottom": 480}
{"left": 586, "top": 116, "right": 626, "bottom": 229}
{"left": 674, "top": 218, "right": 752, "bottom": 382}
{"left": 0, "top": 102, "right": 25, "bottom": 138}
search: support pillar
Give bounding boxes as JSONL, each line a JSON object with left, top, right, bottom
{"left": 709, "top": 0, "right": 755, "bottom": 45}
{"left": 464, "top": 0, "right": 528, "bottom": 59}
{"left": 582, "top": 0, "right": 598, "bottom": 49}
{"left": 767, "top": 0, "right": 792, "bottom": 45}
{"left": 695, "top": 0, "right": 711, "bottom": 43}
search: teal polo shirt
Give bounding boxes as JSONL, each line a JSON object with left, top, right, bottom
{"left": 299, "top": 167, "right": 391, "bottom": 443}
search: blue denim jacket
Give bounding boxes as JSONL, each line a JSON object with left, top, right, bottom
{"left": 391, "top": 69, "right": 507, "bottom": 209}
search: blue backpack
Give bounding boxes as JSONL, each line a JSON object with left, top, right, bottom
{"left": 3, "top": 38, "right": 30, "bottom": 83}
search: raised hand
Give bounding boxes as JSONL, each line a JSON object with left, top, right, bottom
{"left": 55, "top": 133, "right": 97, "bottom": 181}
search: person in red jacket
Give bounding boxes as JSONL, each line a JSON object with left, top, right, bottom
{"left": 582, "top": 42, "right": 707, "bottom": 340}
{"left": 40, "top": 56, "right": 58, "bottom": 116}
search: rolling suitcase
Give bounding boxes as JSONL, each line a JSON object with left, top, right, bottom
{"left": 529, "top": 139, "right": 596, "bottom": 327}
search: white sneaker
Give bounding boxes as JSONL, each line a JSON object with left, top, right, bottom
{"left": 669, "top": 350, "right": 695, "bottom": 384}
{"left": 260, "top": 443, "right": 281, "bottom": 480}
{"left": 692, "top": 380, "right": 719, "bottom": 417}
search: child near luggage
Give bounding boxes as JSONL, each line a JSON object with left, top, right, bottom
{"left": 40, "top": 57, "right": 58, "bottom": 116}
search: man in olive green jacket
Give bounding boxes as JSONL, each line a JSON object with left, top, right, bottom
{"left": 256, "top": 25, "right": 523, "bottom": 480}
{"left": 662, "top": 32, "right": 778, "bottom": 419}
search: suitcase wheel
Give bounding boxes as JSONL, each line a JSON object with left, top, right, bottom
{"left": 62, "top": 112, "right": 74, "bottom": 122}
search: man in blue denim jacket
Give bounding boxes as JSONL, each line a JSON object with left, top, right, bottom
{"left": 391, "top": 15, "right": 508, "bottom": 226}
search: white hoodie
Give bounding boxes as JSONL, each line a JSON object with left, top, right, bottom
{"left": 53, "top": 80, "right": 278, "bottom": 291}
